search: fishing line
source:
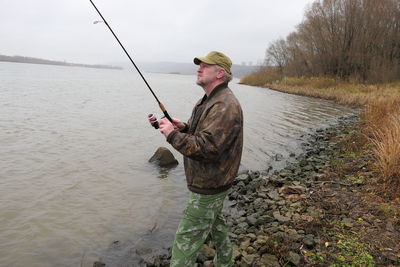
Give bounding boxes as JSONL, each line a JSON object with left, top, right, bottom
{"left": 89, "top": 0, "right": 173, "bottom": 123}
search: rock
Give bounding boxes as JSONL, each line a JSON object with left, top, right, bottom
{"left": 278, "top": 185, "right": 306, "bottom": 195}
{"left": 287, "top": 251, "right": 301, "bottom": 265}
{"left": 299, "top": 159, "right": 308, "bottom": 167}
{"left": 242, "top": 254, "right": 257, "bottom": 265}
{"left": 246, "top": 246, "right": 256, "bottom": 254}
{"left": 240, "top": 239, "right": 251, "bottom": 250}
{"left": 272, "top": 231, "right": 287, "bottom": 243}
{"left": 279, "top": 170, "right": 292, "bottom": 178}
{"left": 249, "top": 170, "right": 261, "bottom": 179}
{"left": 258, "top": 215, "right": 275, "bottom": 224}
{"left": 148, "top": 147, "right": 178, "bottom": 167}
{"left": 342, "top": 217, "right": 355, "bottom": 228}
{"left": 246, "top": 215, "right": 258, "bottom": 226}
{"left": 245, "top": 233, "right": 257, "bottom": 241}
{"left": 303, "top": 165, "right": 314, "bottom": 171}
{"left": 197, "top": 244, "right": 215, "bottom": 262}
{"left": 232, "top": 245, "right": 241, "bottom": 260}
{"left": 273, "top": 211, "right": 291, "bottom": 222}
{"left": 275, "top": 153, "right": 283, "bottom": 161}
{"left": 286, "top": 229, "right": 302, "bottom": 241}
{"left": 254, "top": 236, "right": 267, "bottom": 247}
{"left": 260, "top": 254, "right": 280, "bottom": 267}
{"left": 303, "top": 234, "right": 316, "bottom": 248}
{"left": 236, "top": 173, "right": 251, "bottom": 184}
{"left": 267, "top": 190, "right": 281, "bottom": 201}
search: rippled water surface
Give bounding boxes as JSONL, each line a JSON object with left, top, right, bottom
{"left": 0, "top": 62, "right": 355, "bottom": 266}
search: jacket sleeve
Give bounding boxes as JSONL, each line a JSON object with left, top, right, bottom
{"left": 166, "top": 101, "right": 242, "bottom": 162}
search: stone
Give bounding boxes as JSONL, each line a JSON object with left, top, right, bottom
{"left": 197, "top": 244, "right": 215, "bottom": 262}
{"left": 249, "top": 170, "right": 261, "bottom": 179}
{"left": 342, "top": 217, "right": 355, "bottom": 228}
{"left": 303, "top": 165, "right": 314, "bottom": 171}
{"left": 246, "top": 246, "right": 256, "bottom": 254}
{"left": 303, "top": 235, "right": 316, "bottom": 248}
{"left": 236, "top": 174, "right": 251, "bottom": 184}
{"left": 148, "top": 147, "right": 178, "bottom": 167}
{"left": 288, "top": 251, "right": 301, "bottom": 265}
{"left": 242, "top": 254, "right": 257, "bottom": 265}
{"left": 273, "top": 211, "right": 291, "bottom": 222}
{"left": 286, "top": 229, "right": 302, "bottom": 241}
{"left": 232, "top": 245, "right": 241, "bottom": 260}
{"left": 275, "top": 153, "right": 283, "bottom": 161}
{"left": 267, "top": 190, "right": 281, "bottom": 201}
{"left": 246, "top": 215, "right": 258, "bottom": 226}
{"left": 245, "top": 233, "right": 257, "bottom": 241}
{"left": 258, "top": 215, "right": 275, "bottom": 224}
{"left": 240, "top": 239, "right": 251, "bottom": 250}
{"left": 260, "top": 254, "right": 280, "bottom": 267}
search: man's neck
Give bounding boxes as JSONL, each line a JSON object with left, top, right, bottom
{"left": 203, "top": 80, "right": 224, "bottom": 96}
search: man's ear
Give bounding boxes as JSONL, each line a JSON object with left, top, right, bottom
{"left": 216, "top": 68, "right": 225, "bottom": 79}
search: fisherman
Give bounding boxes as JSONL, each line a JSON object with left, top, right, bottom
{"left": 158, "top": 51, "right": 243, "bottom": 267}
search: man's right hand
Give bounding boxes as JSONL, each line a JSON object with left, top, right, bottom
{"left": 171, "top": 118, "right": 185, "bottom": 131}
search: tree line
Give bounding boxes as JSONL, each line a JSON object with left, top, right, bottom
{"left": 0, "top": 55, "right": 122, "bottom": 70}
{"left": 266, "top": 0, "right": 400, "bottom": 82}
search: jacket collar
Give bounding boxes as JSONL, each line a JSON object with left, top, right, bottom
{"left": 199, "top": 82, "right": 228, "bottom": 105}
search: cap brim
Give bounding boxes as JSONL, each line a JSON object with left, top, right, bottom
{"left": 194, "top": 57, "right": 215, "bottom": 65}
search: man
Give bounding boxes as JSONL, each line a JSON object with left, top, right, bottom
{"left": 158, "top": 51, "right": 243, "bottom": 267}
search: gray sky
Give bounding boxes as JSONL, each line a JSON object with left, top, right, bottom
{"left": 1, "top": 0, "right": 313, "bottom": 66}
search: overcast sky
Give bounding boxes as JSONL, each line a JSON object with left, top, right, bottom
{"left": 1, "top": 0, "right": 313, "bottom": 66}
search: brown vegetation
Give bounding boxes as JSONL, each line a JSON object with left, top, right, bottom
{"left": 265, "top": 0, "right": 400, "bottom": 83}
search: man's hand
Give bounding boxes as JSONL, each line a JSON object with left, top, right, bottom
{"left": 159, "top": 117, "right": 178, "bottom": 137}
{"left": 170, "top": 118, "right": 185, "bottom": 131}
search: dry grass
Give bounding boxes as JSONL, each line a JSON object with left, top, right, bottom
{"left": 240, "top": 70, "right": 400, "bottom": 198}
{"left": 371, "top": 112, "right": 400, "bottom": 192}
{"left": 239, "top": 67, "right": 282, "bottom": 86}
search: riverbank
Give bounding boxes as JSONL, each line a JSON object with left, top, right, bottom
{"left": 221, "top": 114, "right": 400, "bottom": 266}
{"left": 240, "top": 74, "right": 400, "bottom": 199}
{"left": 94, "top": 113, "right": 399, "bottom": 266}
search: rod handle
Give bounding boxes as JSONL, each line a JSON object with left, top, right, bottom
{"left": 159, "top": 103, "right": 173, "bottom": 123}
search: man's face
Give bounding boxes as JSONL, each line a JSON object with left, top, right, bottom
{"left": 196, "top": 62, "right": 221, "bottom": 87}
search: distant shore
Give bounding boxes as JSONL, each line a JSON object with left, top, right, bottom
{"left": 0, "top": 55, "right": 122, "bottom": 70}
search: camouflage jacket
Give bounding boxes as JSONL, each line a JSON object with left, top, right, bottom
{"left": 167, "top": 83, "right": 243, "bottom": 195}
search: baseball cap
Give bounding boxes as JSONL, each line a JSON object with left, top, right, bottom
{"left": 194, "top": 51, "right": 232, "bottom": 74}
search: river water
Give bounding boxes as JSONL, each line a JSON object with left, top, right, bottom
{"left": 0, "top": 62, "right": 355, "bottom": 266}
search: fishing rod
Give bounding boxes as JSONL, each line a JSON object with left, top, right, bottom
{"left": 89, "top": 0, "right": 173, "bottom": 125}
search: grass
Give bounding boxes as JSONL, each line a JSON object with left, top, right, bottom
{"left": 330, "top": 233, "right": 375, "bottom": 267}
{"left": 240, "top": 69, "right": 400, "bottom": 199}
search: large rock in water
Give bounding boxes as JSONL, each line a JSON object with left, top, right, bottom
{"left": 149, "top": 147, "right": 178, "bottom": 167}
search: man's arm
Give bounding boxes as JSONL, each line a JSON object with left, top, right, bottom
{"left": 162, "top": 101, "right": 242, "bottom": 162}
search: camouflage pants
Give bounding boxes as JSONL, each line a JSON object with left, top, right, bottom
{"left": 170, "top": 190, "right": 233, "bottom": 267}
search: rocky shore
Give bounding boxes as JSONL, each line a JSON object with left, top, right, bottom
{"left": 95, "top": 113, "right": 400, "bottom": 266}
{"left": 222, "top": 114, "right": 359, "bottom": 266}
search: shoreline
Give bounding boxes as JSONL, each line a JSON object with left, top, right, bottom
{"left": 95, "top": 112, "right": 400, "bottom": 266}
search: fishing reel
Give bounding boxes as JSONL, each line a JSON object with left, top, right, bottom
{"left": 148, "top": 113, "right": 160, "bottom": 129}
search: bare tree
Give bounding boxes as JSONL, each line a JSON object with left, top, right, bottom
{"left": 265, "top": 0, "right": 400, "bottom": 82}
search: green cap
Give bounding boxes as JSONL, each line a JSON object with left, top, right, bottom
{"left": 194, "top": 51, "right": 232, "bottom": 74}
